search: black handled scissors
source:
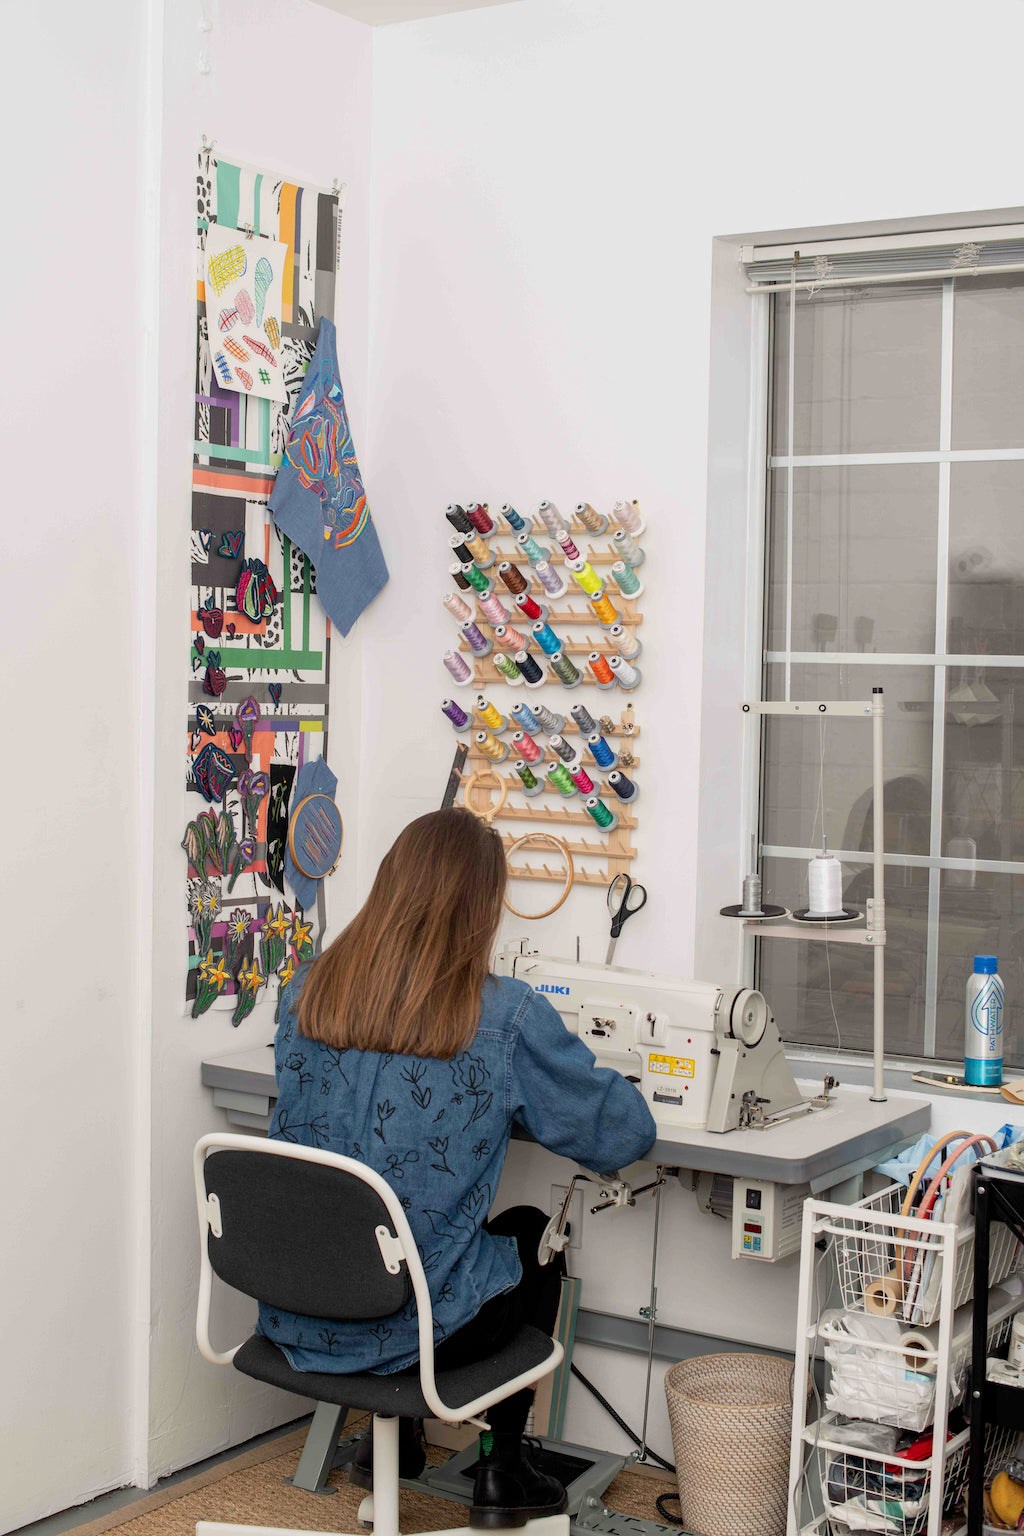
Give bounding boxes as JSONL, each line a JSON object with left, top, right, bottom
{"left": 606, "top": 872, "right": 648, "bottom": 963}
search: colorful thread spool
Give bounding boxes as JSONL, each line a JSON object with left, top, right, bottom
{"left": 610, "top": 623, "right": 642, "bottom": 660}
{"left": 446, "top": 504, "right": 474, "bottom": 534}
{"left": 514, "top": 729, "right": 542, "bottom": 763}
{"left": 515, "top": 649, "right": 546, "bottom": 688}
{"left": 463, "top": 563, "right": 493, "bottom": 597}
{"left": 550, "top": 650, "right": 582, "bottom": 689}
{"left": 612, "top": 527, "right": 645, "bottom": 568}
{"left": 585, "top": 794, "right": 618, "bottom": 831}
{"left": 567, "top": 558, "right": 603, "bottom": 597}
{"left": 479, "top": 591, "right": 511, "bottom": 626}
{"left": 610, "top": 560, "right": 643, "bottom": 598}
{"left": 609, "top": 654, "right": 642, "bottom": 690}
{"left": 517, "top": 531, "right": 549, "bottom": 566}
{"left": 533, "top": 702, "right": 565, "bottom": 734}
{"left": 461, "top": 619, "right": 492, "bottom": 656}
{"left": 444, "top": 649, "right": 473, "bottom": 686}
{"left": 515, "top": 591, "right": 547, "bottom": 623}
{"left": 532, "top": 621, "right": 563, "bottom": 655}
{"left": 514, "top": 759, "right": 544, "bottom": 797}
{"left": 589, "top": 586, "right": 620, "bottom": 628}
{"left": 494, "top": 651, "right": 523, "bottom": 686}
{"left": 465, "top": 530, "right": 495, "bottom": 569}
{"left": 571, "top": 703, "right": 598, "bottom": 735}
{"left": 442, "top": 697, "right": 471, "bottom": 732}
{"left": 495, "top": 622, "right": 530, "bottom": 653}
{"left": 536, "top": 500, "right": 564, "bottom": 538}
{"left": 498, "top": 561, "right": 529, "bottom": 595}
{"left": 556, "top": 528, "right": 580, "bottom": 561}
{"left": 547, "top": 761, "right": 578, "bottom": 797}
{"left": 535, "top": 560, "right": 567, "bottom": 598}
{"left": 607, "top": 769, "right": 638, "bottom": 803}
{"left": 587, "top": 731, "right": 618, "bottom": 769}
{"left": 466, "top": 502, "right": 494, "bottom": 535}
{"left": 549, "top": 734, "right": 578, "bottom": 765}
{"left": 613, "top": 498, "right": 645, "bottom": 536}
{"left": 588, "top": 651, "right": 615, "bottom": 690}
{"left": 476, "top": 695, "right": 507, "bottom": 732}
{"left": 476, "top": 729, "right": 508, "bottom": 763}
{"left": 511, "top": 700, "right": 542, "bottom": 735}
{"left": 576, "top": 502, "right": 609, "bottom": 535}
{"left": 449, "top": 560, "right": 472, "bottom": 591}
{"left": 501, "top": 503, "right": 527, "bottom": 533}
{"left": 444, "top": 591, "right": 474, "bottom": 624}
{"left": 449, "top": 535, "right": 474, "bottom": 564}
{"left": 565, "top": 762, "right": 592, "bottom": 795}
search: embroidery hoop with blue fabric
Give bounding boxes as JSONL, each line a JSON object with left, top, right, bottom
{"left": 287, "top": 793, "right": 344, "bottom": 881}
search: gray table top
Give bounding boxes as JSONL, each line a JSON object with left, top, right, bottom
{"left": 201, "top": 1045, "right": 930, "bottom": 1186}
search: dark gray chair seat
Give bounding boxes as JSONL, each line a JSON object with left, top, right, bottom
{"left": 234, "top": 1325, "right": 556, "bottom": 1419}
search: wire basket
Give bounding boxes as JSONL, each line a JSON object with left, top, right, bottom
{"left": 819, "top": 1311, "right": 1015, "bottom": 1433}
{"left": 804, "top": 1417, "right": 1017, "bottom": 1536}
{"left": 829, "top": 1184, "right": 1024, "bottom": 1326}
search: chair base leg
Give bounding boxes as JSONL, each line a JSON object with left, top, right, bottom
{"left": 283, "top": 1400, "right": 347, "bottom": 1494}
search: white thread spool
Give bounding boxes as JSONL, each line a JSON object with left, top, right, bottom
{"left": 536, "top": 500, "right": 564, "bottom": 538}
{"left": 610, "top": 623, "right": 642, "bottom": 660}
{"left": 807, "top": 854, "right": 844, "bottom": 917}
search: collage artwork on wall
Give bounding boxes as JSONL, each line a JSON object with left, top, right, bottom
{"left": 182, "top": 149, "right": 342, "bottom": 1023}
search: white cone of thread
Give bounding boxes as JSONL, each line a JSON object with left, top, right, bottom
{"left": 609, "top": 654, "right": 641, "bottom": 690}
{"left": 613, "top": 498, "right": 646, "bottom": 536}
{"left": 807, "top": 854, "right": 844, "bottom": 917}
{"left": 536, "top": 500, "right": 563, "bottom": 538}
{"left": 610, "top": 623, "right": 642, "bottom": 659}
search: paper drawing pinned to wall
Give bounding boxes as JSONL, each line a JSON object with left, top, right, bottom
{"left": 204, "top": 224, "right": 287, "bottom": 401}
{"left": 264, "top": 316, "right": 280, "bottom": 350}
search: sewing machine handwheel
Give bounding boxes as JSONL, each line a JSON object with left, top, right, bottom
{"left": 729, "top": 988, "right": 768, "bottom": 1047}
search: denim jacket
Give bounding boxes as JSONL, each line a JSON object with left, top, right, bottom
{"left": 258, "top": 971, "right": 656, "bottom": 1374}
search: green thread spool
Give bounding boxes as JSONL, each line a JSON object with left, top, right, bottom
{"left": 494, "top": 651, "right": 523, "bottom": 685}
{"left": 514, "top": 760, "right": 543, "bottom": 797}
{"left": 611, "top": 560, "right": 643, "bottom": 598}
{"left": 464, "top": 562, "right": 491, "bottom": 596}
{"left": 550, "top": 650, "right": 582, "bottom": 688}
{"left": 585, "top": 794, "right": 617, "bottom": 830}
{"left": 547, "top": 762, "right": 577, "bottom": 797}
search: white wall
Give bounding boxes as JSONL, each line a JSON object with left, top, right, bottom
{"left": 146, "top": 0, "right": 374, "bottom": 1485}
{"left": 0, "top": 2, "right": 153, "bottom": 1527}
{"left": 362, "top": 0, "right": 1024, "bottom": 1450}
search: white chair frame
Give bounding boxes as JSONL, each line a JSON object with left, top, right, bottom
{"left": 193, "top": 1132, "right": 568, "bottom": 1536}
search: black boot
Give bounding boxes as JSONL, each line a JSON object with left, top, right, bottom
{"left": 349, "top": 1417, "right": 426, "bottom": 1489}
{"left": 470, "top": 1433, "right": 568, "bottom": 1529}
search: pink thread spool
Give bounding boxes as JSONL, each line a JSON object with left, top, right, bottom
{"left": 612, "top": 498, "right": 645, "bottom": 536}
{"left": 443, "top": 649, "right": 473, "bottom": 686}
{"left": 514, "top": 729, "right": 542, "bottom": 763}
{"left": 494, "top": 622, "right": 530, "bottom": 653}
{"left": 569, "top": 762, "right": 595, "bottom": 794}
{"left": 556, "top": 528, "right": 580, "bottom": 561}
{"left": 443, "top": 591, "right": 473, "bottom": 624}
{"left": 479, "top": 591, "right": 511, "bottom": 626}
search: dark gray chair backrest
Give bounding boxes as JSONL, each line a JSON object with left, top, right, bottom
{"left": 203, "top": 1147, "right": 412, "bottom": 1320}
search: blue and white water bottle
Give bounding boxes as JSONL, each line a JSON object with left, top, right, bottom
{"left": 965, "top": 954, "right": 1004, "bottom": 1087}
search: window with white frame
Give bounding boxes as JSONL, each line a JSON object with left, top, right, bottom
{"left": 749, "top": 228, "right": 1024, "bottom": 1065}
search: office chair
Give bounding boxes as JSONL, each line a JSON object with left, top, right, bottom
{"left": 193, "top": 1132, "right": 569, "bottom": 1536}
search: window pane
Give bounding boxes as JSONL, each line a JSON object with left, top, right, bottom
{"left": 934, "top": 875, "right": 1024, "bottom": 1066}
{"left": 948, "top": 461, "right": 1024, "bottom": 654}
{"left": 943, "top": 667, "right": 1024, "bottom": 864}
{"left": 951, "top": 274, "right": 1024, "bottom": 450}
{"left": 771, "top": 285, "right": 943, "bottom": 456}
{"left": 766, "top": 465, "right": 938, "bottom": 654}
{"left": 757, "top": 855, "right": 929, "bottom": 1057}
{"left": 762, "top": 663, "right": 933, "bottom": 856}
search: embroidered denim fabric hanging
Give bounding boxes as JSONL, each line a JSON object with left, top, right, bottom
{"left": 269, "top": 318, "right": 388, "bottom": 636}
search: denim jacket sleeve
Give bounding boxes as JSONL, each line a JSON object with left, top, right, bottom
{"left": 509, "top": 986, "right": 657, "bottom": 1174}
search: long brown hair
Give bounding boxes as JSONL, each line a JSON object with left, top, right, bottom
{"left": 296, "top": 808, "right": 507, "bottom": 1058}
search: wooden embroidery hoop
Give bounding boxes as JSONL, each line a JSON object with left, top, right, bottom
{"left": 288, "top": 793, "right": 344, "bottom": 879}
{"left": 464, "top": 766, "right": 508, "bottom": 824}
{"left": 503, "top": 831, "right": 575, "bottom": 919}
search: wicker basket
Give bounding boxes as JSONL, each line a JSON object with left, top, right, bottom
{"left": 664, "top": 1353, "right": 803, "bottom": 1536}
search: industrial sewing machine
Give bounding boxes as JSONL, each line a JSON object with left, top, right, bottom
{"left": 495, "top": 944, "right": 809, "bottom": 1134}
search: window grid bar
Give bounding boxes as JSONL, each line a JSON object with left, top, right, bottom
{"left": 923, "top": 280, "right": 956, "bottom": 1054}
{"left": 784, "top": 264, "right": 796, "bottom": 700}
{"left": 763, "top": 844, "right": 1024, "bottom": 876}
{"left": 766, "top": 651, "right": 1024, "bottom": 668}
{"left": 770, "top": 448, "right": 1024, "bottom": 468}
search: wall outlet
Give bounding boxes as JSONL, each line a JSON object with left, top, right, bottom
{"left": 549, "top": 1183, "right": 583, "bottom": 1250}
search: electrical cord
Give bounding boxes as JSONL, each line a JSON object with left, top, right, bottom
{"left": 568, "top": 1362, "right": 675, "bottom": 1473}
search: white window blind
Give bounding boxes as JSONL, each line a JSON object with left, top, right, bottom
{"left": 744, "top": 224, "right": 1024, "bottom": 293}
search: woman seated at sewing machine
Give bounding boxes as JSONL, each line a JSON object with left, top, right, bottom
{"left": 263, "top": 806, "right": 656, "bottom": 1528}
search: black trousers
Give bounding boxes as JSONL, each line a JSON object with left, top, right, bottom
{"left": 407, "top": 1204, "right": 565, "bottom": 1435}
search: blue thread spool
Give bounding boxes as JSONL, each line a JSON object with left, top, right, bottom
{"left": 608, "top": 769, "right": 638, "bottom": 803}
{"left": 515, "top": 650, "right": 546, "bottom": 689}
{"left": 532, "top": 621, "right": 562, "bottom": 655}
{"left": 501, "top": 503, "right": 527, "bottom": 533}
{"left": 587, "top": 732, "right": 618, "bottom": 770}
{"left": 511, "top": 700, "right": 542, "bottom": 734}
{"left": 571, "top": 703, "right": 598, "bottom": 735}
